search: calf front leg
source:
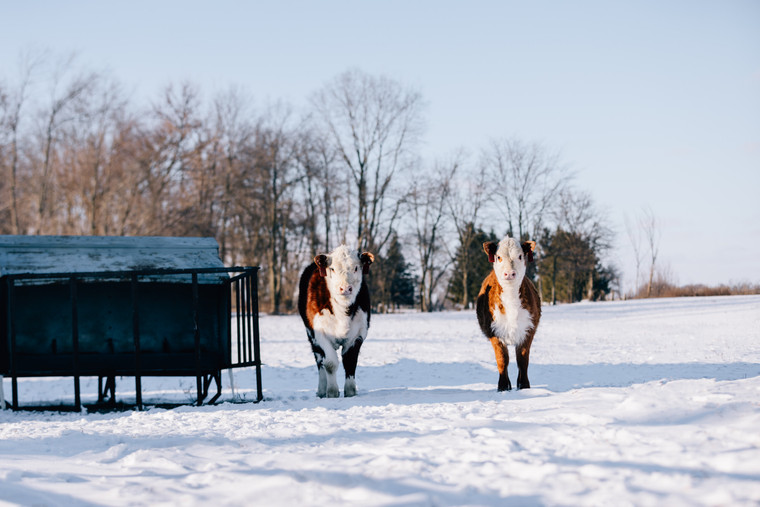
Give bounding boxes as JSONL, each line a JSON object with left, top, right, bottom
{"left": 310, "top": 332, "right": 339, "bottom": 398}
{"left": 341, "top": 338, "right": 363, "bottom": 397}
{"left": 323, "top": 360, "right": 340, "bottom": 398}
{"left": 515, "top": 343, "right": 531, "bottom": 389}
{"left": 309, "top": 338, "right": 328, "bottom": 398}
{"left": 316, "top": 359, "right": 340, "bottom": 398}
{"left": 320, "top": 340, "right": 341, "bottom": 398}
{"left": 490, "top": 337, "right": 511, "bottom": 391}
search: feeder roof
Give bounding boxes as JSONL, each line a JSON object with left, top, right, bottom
{"left": 0, "top": 235, "right": 228, "bottom": 282}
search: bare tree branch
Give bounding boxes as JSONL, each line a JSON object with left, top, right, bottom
{"left": 311, "top": 69, "right": 424, "bottom": 252}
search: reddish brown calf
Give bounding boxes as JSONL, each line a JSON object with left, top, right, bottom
{"left": 476, "top": 237, "right": 541, "bottom": 391}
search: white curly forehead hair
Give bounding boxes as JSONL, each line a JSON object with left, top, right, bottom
{"left": 496, "top": 237, "right": 522, "bottom": 258}
{"left": 313, "top": 244, "right": 375, "bottom": 279}
{"left": 328, "top": 245, "right": 359, "bottom": 269}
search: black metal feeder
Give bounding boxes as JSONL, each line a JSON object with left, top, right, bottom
{"left": 0, "top": 235, "right": 262, "bottom": 411}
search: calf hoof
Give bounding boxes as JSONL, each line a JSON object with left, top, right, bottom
{"left": 344, "top": 378, "right": 357, "bottom": 397}
{"left": 516, "top": 373, "right": 530, "bottom": 390}
{"left": 326, "top": 386, "right": 340, "bottom": 398}
{"left": 317, "top": 370, "right": 327, "bottom": 398}
{"left": 497, "top": 376, "right": 512, "bottom": 392}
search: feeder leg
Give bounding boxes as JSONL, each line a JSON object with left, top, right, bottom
{"left": 12, "top": 376, "right": 18, "bottom": 410}
{"left": 74, "top": 376, "right": 81, "bottom": 412}
{"left": 207, "top": 372, "right": 222, "bottom": 404}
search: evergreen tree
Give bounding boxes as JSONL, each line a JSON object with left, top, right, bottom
{"left": 370, "top": 234, "right": 416, "bottom": 311}
{"left": 447, "top": 226, "right": 498, "bottom": 308}
{"left": 390, "top": 261, "right": 416, "bottom": 308}
{"left": 592, "top": 262, "right": 618, "bottom": 301}
{"left": 538, "top": 227, "right": 616, "bottom": 303}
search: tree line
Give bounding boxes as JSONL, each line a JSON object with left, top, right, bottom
{"left": 1, "top": 52, "right": 621, "bottom": 313}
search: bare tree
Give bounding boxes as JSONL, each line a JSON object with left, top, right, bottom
{"left": 447, "top": 155, "right": 489, "bottom": 307}
{"left": 0, "top": 50, "right": 45, "bottom": 234}
{"left": 554, "top": 189, "right": 613, "bottom": 251}
{"left": 135, "top": 81, "right": 204, "bottom": 234}
{"left": 0, "top": 82, "right": 10, "bottom": 233}
{"left": 294, "top": 126, "right": 341, "bottom": 255}
{"left": 33, "top": 54, "right": 99, "bottom": 234}
{"left": 209, "top": 87, "right": 256, "bottom": 263}
{"left": 310, "top": 69, "right": 424, "bottom": 252}
{"left": 552, "top": 189, "right": 614, "bottom": 301}
{"left": 641, "top": 207, "right": 661, "bottom": 298}
{"left": 250, "top": 103, "right": 301, "bottom": 314}
{"left": 55, "top": 77, "right": 142, "bottom": 236}
{"left": 624, "top": 212, "right": 644, "bottom": 296}
{"left": 408, "top": 160, "right": 456, "bottom": 312}
{"left": 484, "top": 138, "right": 571, "bottom": 240}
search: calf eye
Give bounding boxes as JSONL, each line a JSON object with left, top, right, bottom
{"left": 519, "top": 254, "right": 523, "bottom": 260}
{"left": 354, "top": 266, "right": 358, "bottom": 272}
{"left": 330, "top": 267, "right": 335, "bottom": 272}
{"left": 497, "top": 256, "right": 502, "bottom": 262}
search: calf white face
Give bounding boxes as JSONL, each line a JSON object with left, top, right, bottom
{"left": 315, "top": 245, "right": 374, "bottom": 304}
{"left": 483, "top": 237, "right": 536, "bottom": 287}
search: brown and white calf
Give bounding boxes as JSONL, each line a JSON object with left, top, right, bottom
{"left": 298, "top": 245, "right": 374, "bottom": 398}
{"left": 476, "top": 237, "right": 541, "bottom": 391}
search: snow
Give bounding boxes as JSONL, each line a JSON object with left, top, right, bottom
{"left": 0, "top": 235, "right": 226, "bottom": 276}
{"left": 2, "top": 295, "right": 759, "bottom": 506}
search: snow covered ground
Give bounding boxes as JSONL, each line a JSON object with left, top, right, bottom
{"left": 1, "top": 295, "right": 759, "bottom": 506}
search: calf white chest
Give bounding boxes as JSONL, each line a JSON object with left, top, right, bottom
{"left": 491, "top": 292, "right": 533, "bottom": 346}
{"left": 312, "top": 307, "right": 368, "bottom": 350}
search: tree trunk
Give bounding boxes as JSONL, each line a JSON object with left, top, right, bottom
{"left": 9, "top": 134, "right": 21, "bottom": 234}
{"left": 461, "top": 269, "right": 469, "bottom": 307}
{"left": 551, "top": 256, "right": 558, "bottom": 305}
{"left": 419, "top": 277, "right": 428, "bottom": 312}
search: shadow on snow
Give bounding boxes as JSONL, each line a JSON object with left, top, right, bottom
{"left": 256, "top": 358, "right": 760, "bottom": 406}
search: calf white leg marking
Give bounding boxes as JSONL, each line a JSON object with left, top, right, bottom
{"left": 313, "top": 332, "right": 341, "bottom": 398}
{"left": 317, "top": 367, "right": 327, "bottom": 398}
{"left": 312, "top": 307, "right": 367, "bottom": 398}
{"left": 344, "top": 377, "right": 357, "bottom": 397}
{"left": 325, "top": 368, "right": 340, "bottom": 398}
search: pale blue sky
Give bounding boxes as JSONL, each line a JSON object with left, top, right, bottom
{"left": 2, "top": 1, "right": 758, "bottom": 289}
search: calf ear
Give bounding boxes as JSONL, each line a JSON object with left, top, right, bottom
{"left": 360, "top": 252, "right": 375, "bottom": 274}
{"left": 314, "top": 254, "right": 330, "bottom": 277}
{"left": 521, "top": 241, "right": 536, "bottom": 263}
{"left": 482, "top": 242, "right": 498, "bottom": 263}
